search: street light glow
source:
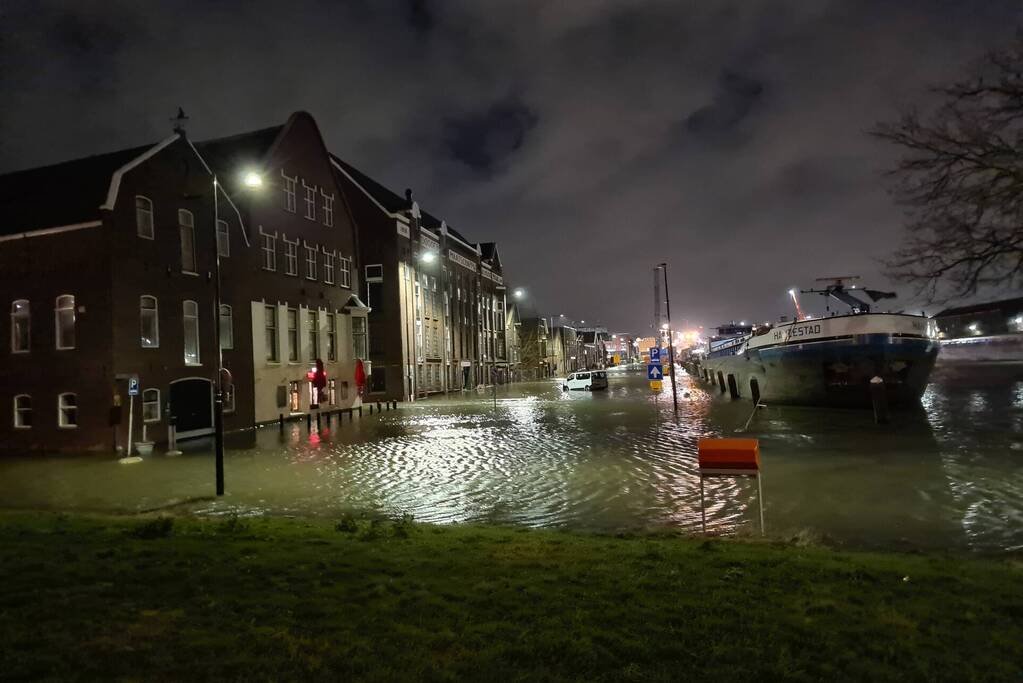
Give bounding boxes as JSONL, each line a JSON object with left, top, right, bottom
{"left": 242, "top": 171, "right": 263, "bottom": 188}
{"left": 660, "top": 323, "right": 669, "bottom": 330}
{"left": 513, "top": 288, "right": 525, "bottom": 299}
{"left": 420, "top": 251, "right": 437, "bottom": 263}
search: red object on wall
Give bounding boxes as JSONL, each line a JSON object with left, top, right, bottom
{"left": 354, "top": 359, "right": 366, "bottom": 392}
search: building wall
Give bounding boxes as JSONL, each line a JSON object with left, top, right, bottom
{"left": 0, "top": 225, "right": 114, "bottom": 451}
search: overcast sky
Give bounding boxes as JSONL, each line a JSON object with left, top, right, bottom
{"left": 2, "top": 1, "right": 1019, "bottom": 333}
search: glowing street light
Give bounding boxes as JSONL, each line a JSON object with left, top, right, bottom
{"left": 419, "top": 251, "right": 437, "bottom": 263}
{"left": 242, "top": 170, "right": 263, "bottom": 188}
{"left": 513, "top": 288, "right": 525, "bottom": 299}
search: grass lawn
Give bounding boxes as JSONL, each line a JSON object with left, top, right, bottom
{"left": 0, "top": 512, "right": 1020, "bottom": 682}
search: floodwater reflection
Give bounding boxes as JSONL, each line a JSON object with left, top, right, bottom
{"left": 1, "top": 364, "right": 1021, "bottom": 551}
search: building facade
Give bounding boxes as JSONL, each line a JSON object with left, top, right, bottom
{"left": 0, "top": 112, "right": 369, "bottom": 452}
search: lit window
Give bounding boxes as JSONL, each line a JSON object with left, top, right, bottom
{"left": 261, "top": 231, "right": 277, "bottom": 271}
{"left": 284, "top": 238, "right": 298, "bottom": 276}
{"left": 140, "top": 296, "right": 159, "bottom": 348}
{"left": 142, "top": 388, "right": 160, "bottom": 423}
{"left": 326, "top": 312, "right": 336, "bottom": 361}
{"left": 321, "top": 191, "right": 334, "bottom": 227}
{"left": 219, "top": 304, "right": 233, "bottom": 350}
{"left": 216, "top": 219, "right": 230, "bottom": 258}
{"left": 307, "top": 310, "right": 319, "bottom": 361}
{"left": 303, "top": 182, "right": 316, "bottom": 220}
{"left": 265, "top": 305, "right": 279, "bottom": 362}
{"left": 11, "top": 299, "right": 29, "bottom": 353}
{"left": 179, "top": 209, "right": 196, "bottom": 272}
{"left": 55, "top": 295, "right": 75, "bottom": 350}
{"left": 328, "top": 378, "right": 337, "bottom": 405}
{"left": 287, "top": 308, "right": 298, "bottom": 362}
{"left": 183, "top": 300, "right": 200, "bottom": 365}
{"left": 281, "top": 171, "right": 297, "bottom": 212}
{"left": 352, "top": 315, "right": 367, "bottom": 359}
{"left": 58, "top": 392, "right": 77, "bottom": 428}
{"left": 13, "top": 394, "right": 31, "bottom": 429}
{"left": 339, "top": 256, "right": 352, "bottom": 288}
{"left": 323, "top": 250, "right": 335, "bottom": 284}
{"left": 135, "top": 196, "right": 154, "bottom": 239}
{"left": 289, "top": 380, "right": 300, "bottom": 412}
{"left": 305, "top": 244, "right": 317, "bottom": 280}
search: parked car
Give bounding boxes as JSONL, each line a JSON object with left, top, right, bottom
{"left": 563, "top": 371, "right": 609, "bottom": 391}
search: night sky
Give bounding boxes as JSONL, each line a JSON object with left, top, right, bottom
{"left": 2, "top": 1, "right": 1019, "bottom": 334}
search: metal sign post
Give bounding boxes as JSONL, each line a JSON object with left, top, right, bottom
{"left": 697, "top": 438, "right": 765, "bottom": 536}
{"left": 126, "top": 376, "right": 139, "bottom": 456}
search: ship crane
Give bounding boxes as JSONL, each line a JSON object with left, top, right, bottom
{"left": 802, "top": 276, "right": 896, "bottom": 315}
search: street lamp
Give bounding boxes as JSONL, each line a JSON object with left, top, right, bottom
{"left": 513, "top": 287, "right": 525, "bottom": 299}
{"left": 419, "top": 250, "right": 437, "bottom": 264}
{"left": 212, "top": 170, "right": 262, "bottom": 497}
{"left": 655, "top": 263, "right": 679, "bottom": 415}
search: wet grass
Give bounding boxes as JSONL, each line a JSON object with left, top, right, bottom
{"left": 0, "top": 512, "right": 1020, "bottom": 682}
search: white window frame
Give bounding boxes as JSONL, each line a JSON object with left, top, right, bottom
{"left": 304, "top": 243, "right": 318, "bottom": 280}
{"left": 179, "top": 209, "right": 197, "bottom": 273}
{"left": 140, "top": 295, "right": 159, "bottom": 348}
{"left": 55, "top": 294, "right": 75, "bottom": 350}
{"left": 13, "top": 394, "right": 31, "bottom": 429}
{"left": 57, "top": 392, "right": 77, "bottom": 429}
{"left": 142, "top": 388, "right": 161, "bottom": 423}
{"left": 306, "top": 310, "right": 319, "bottom": 361}
{"left": 281, "top": 170, "right": 297, "bottom": 212}
{"left": 321, "top": 190, "right": 334, "bottom": 227}
{"left": 135, "top": 195, "right": 154, "bottom": 239}
{"left": 283, "top": 236, "right": 299, "bottom": 276}
{"left": 11, "top": 299, "right": 29, "bottom": 353}
{"left": 322, "top": 248, "right": 335, "bottom": 284}
{"left": 352, "top": 314, "right": 368, "bottom": 359}
{"left": 216, "top": 219, "right": 230, "bottom": 258}
{"left": 265, "top": 305, "right": 279, "bottom": 363}
{"left": 260, "top": 228, "right": 277, "bottom": 272}
{"left": 287, "top": 308, "right": 299, "bottom": 363}
{"left": 303, "top": 181, "right": 317, "bottom": 220}
{"left": 326, "top": 312, "right": 337, "bottom": 362}
{"left": 339, "top": 256, "right": 352, "bottom": 288}
{"left": 219, "top": 304, "right": 234, "bottom": 350}
{"left": 183, "top": 300, "right": 201, "bottom": 366}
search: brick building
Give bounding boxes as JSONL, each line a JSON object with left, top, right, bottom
{"left": 0, "top": 111, "right": 369, "bottom": 452}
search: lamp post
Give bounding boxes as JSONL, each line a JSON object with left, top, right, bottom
{"left": 656, "top": 263, "right": 679, "bottom": 415}
{"left": 212, "top": 170, "right": 262, "bottom": 496}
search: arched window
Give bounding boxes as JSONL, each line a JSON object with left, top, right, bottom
{"left": 58, "top": 392, "right": 77, "bottom": 428}
{"left": 219, "top": 304, "right": 233, "bottom": 350}
{"left": 10, "top": 299, "right": 29, "bottom": 352}
{"left": 55, "top": 295, "right": 75, "bottom": 350}
{"left": 183, "top": 300, "right": 200, "bottom": 365}
{"left": 135, "top": 196, "right": 154, "bottom": 239}
{"left": 178, "top": 209, "right": 196, "bottom": 272}
{"left": 13, "top": 394, "right": 31, "bottom": 428}
{"left": 142, "top": 388, "right": 161, "bottom": 422}
{"left": 140, "top": 296, "right": 159, "bottom": 348}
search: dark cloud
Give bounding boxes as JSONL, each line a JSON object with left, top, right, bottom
{"left": 442, "top": 98, "right": 538, "bottom": 175}
{"left": 1, "top": 0, "right": 1021, "bottom": 333}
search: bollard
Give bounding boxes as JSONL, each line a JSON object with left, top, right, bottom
{"left": 316, "top": 412, "right": 321, "bottom": 431}
{"left": 377, "top": 402, "right": 382, "bottom": 413}
{"left": 870, "top": 376, "right": 889, "bottom": 424}
{"left": 306, "top": 413, "right": 312, "bottom": 431}
{"left": 358, "top": 406, "right": 363, "bottom": 417}
{"left": 369, "top": 404, "right": 374, "bottom": 415}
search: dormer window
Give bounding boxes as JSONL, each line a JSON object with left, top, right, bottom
{"left": 303, "top": 181, "right": 316, "bottom": 220}
{"left": 321, "top": 191, "right": 334, "bottom": 227}
{"left": 281, "top": 171, "right": 297, "bottom": 212}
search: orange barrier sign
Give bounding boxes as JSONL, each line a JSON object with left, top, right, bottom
{"left": 697, "top": 438, "right": 760, "bottom": 472}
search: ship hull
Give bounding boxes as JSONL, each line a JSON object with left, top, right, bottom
{"left": 699, "top": 334, "right": 939, "bottom": 408}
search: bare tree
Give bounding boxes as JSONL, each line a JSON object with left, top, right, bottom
{"left": 873, "top": 38, "right": 1023, "bottom": 302}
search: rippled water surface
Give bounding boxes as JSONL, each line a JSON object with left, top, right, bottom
{"left": 2, "top": 364, "right": 1022, "bottom": 551}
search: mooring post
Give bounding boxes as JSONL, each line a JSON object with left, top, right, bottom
{"left": 358, "top": 406, "right": 363, "bottom": 417}
{"left": 306, "top": 413, "right": 312, "bottom": 431}
{"left": 870, "top": 376, "right": 889, "bottom": 424}
{"left": 278, "top": 413, "right": 284, "bottom": 434}
{"left": 316, "top": 411, "right": 321, "bottom": 431}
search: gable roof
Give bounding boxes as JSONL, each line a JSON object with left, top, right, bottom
{"left": 0, "top": 142, "right": 159, "bottom": 237}
{"left": 194, "top": 125, "right": 285, "bottom": 191}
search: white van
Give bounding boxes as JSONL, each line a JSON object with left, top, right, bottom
{"left": 562, "top": 370, "right": 609, "bottom": 391}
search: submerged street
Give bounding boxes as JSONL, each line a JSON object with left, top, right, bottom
{"left": 2, "top": 365, "right": 1021, "bottom": 552}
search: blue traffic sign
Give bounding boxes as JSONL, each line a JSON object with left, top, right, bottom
{"left": 647, "top": 364, "right": 663, "bottom": 380}
{"left": 649, "top": 347, "right": 661, "bottom": 362}
{"left": 128, "top": 377, "right": 140, "bottom": 396}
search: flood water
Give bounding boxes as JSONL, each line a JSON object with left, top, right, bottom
{"left": 2, "top": 364, "right": 1022, "bottom": 552}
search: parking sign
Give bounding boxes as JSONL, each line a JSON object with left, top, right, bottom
{"left": 649, "top": 347, "right": 660, "bottom": 362}
{"left": 128, "top": 376, "right": 139, "bottom": 396}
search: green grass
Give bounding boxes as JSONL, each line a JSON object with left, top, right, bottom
{"left": 0, "top": 513, "right": 1020, "bottom": 682}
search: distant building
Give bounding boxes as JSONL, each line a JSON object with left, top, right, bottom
{"left": 933, "top": 297, "right": 1023, "bottom": 339}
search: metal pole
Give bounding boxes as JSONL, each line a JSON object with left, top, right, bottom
{"left": 213, "top": 176, "right": 225, "bottom": 496}
{"left": 126, "top": 392, "right": 134, "bottom": 457}
{"left": 659, "top": 264, "right": 679, "bottom": 415}
{"left": 757, "top": 473, "right": 765, "bottom": 536}
{"left": 700, "top": 475, "right": 706, "bottom": 534}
